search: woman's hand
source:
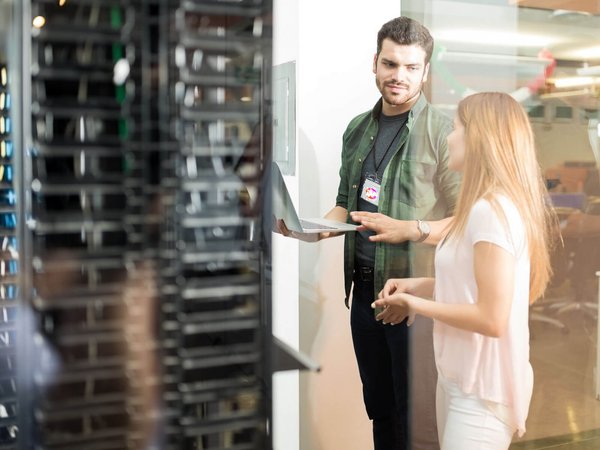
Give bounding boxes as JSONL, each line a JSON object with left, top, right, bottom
{"left": 371, "top": 292, "right": 417, "bottom": 326}
{"left": 379, "top": 278, "right": 410, "bottom": 298}
{"left": 378, "top": 277, "right": 434, "bottom": 299}
{"left": 374, "top": 278, "right": 430, "bottom": 325}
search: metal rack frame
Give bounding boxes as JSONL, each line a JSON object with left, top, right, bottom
{"left": 3, "top": 1, "right": 274, "bottom": 449}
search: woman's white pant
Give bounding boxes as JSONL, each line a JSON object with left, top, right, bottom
{"left": 436, "top": 377, "right": 515, "bottom": 450}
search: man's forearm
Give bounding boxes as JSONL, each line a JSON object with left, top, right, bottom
{"left": 325, "top": 205, "right": 348, "bottom": 222}
{"left": 319, "top": 206, "right": 349, "bottom": 240}
{"left": 418, "top": 216, "right": 454, "bottom": 245}
{"left": 349, "top": 211, "right": 454, "bottom": 245}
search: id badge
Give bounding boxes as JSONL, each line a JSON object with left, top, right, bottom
{"left": 361, "top": 177, "right": 381, "bottom": 207}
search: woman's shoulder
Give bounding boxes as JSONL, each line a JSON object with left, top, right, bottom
{"left": 468, "top": 195, "right": 525, "bottom": 251}
{"left": 467, "top": 195, "right": 524, "bottom": 237}
{"left": 471, "top": 194, "right": 519, "bottom": 219}
{"left": 469, "top": 197, "right": 495, "bottom": 221}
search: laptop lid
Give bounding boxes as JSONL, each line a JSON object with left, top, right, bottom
{"left": 271, "top": 162, "right": 357, "bottom": 233}
{"left": 271, "top": 162, "right": 304, "bottom": 231}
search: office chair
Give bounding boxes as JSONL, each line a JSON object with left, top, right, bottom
{"left": 530, "top": 234, "right": 571, "bottom": 333}
{"left": 544, "top": 196, "right": 600, "bottom": 323}
{"left": 552, "top": 228, "right": 599, "bottom": 320}
{"left": 529, "top": 193, "right": 591, "bottom": 333}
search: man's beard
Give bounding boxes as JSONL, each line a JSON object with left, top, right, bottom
{"left": 381, "top": 86, "right": 415, "bottom": 108}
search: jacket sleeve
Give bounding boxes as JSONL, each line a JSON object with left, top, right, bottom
{"left": 435, "top": 120, "right": 462, "bottom": 214}
{"left": 335, "top": 127, "right": 351, "bottom": 209}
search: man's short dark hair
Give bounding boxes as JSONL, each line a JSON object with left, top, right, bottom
{"left": 377, "top": 17, "right": 434, "bottom": 64}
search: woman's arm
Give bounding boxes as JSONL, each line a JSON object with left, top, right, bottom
{"left": 374, "top": 241, "right": 516, "bottom": 337}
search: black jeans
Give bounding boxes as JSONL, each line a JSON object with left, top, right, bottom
{"left": 351, "top": 267, "right": 409, "bottom": 450}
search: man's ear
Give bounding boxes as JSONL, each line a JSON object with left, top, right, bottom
{"left": 372, "top": 53, "right": 378, "bottom": 74}
{"left": 423, "top": 62, "right": 430, "bottom": 83}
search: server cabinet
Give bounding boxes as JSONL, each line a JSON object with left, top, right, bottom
{"left": 2, "top": 1, "right": 273, "bottom": 449}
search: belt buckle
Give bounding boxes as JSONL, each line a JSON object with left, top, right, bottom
{"left": 359, "top": 266, "right": 373, "bottom": 281}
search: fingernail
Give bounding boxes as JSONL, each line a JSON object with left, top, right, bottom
{"left": 371, "top": 302, "right": 376, "bottom": 308}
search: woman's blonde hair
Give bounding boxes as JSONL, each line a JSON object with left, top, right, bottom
{"left": 447, "top": 92, "right": 555, "bottom": 303}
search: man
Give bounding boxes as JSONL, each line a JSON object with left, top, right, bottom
{"left": 279, "top": 17, "right": 460, "bottom": 450}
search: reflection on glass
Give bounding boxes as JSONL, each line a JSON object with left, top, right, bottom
{"left": 403, "top": 0, "right": 600, "bottom": 447}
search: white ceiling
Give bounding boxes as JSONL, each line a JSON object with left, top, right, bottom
{"left": 414, "top": 1, "right": 600, "bottom": 110}
{"left": 517, "top": 7, "right": 600, "bottom": 62}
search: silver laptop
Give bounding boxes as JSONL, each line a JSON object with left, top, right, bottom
{"left": 272, "top": 162, "right": 358, "bottom": 234}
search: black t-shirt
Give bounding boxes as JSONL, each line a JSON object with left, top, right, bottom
{"left": 355, "top": 111, "right": 409, "bottom": 267}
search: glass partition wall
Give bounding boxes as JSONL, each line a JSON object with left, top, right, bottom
{"left": 404, "top": 1, "right": 600, "bottom": 448}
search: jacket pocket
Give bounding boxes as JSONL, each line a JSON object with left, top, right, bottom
{"left": 391, "top": 160, "right": 437, "bottom": 208}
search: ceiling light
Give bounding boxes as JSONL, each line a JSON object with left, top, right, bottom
{"left": 436, "top": 50, "right": 551, "bottom": 67}
{"left": 552, "top": 9, "right": 592, "bottom": 18}
{"left": 551, "top": 76, "right": 599, "bottom": 88}
{"left": 569, "top": 46, "right": 600, "bottom": 60}
{"left": 540, "top": 88, "right": 592, "bottom": 99}
{"left": 32, "top": 16, "right": 46, "bottom": 29}
{"left": 435, "top": 29, "right": 559, "bottom": 48}
{"left": 577, "top": 65, "right": 600, "bottom": 76}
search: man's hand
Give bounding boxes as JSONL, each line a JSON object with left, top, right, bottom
{"left": 351, "top": 212, "right": 453, "bottom": 245}
{"left": 272, "top": 206, "right": 349, "bottom": 243}
{"left": 350, "top": 211, "right": 419, "bottom": 243}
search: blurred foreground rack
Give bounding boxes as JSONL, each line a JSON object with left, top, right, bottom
{"left": 2, "top": 0, "right": 273, "bottom": 449}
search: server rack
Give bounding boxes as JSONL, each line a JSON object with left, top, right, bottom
{"left": 3, "top": 0, "right": 273, "bottom": 448}
{"left": 0, "top": 22, "right": 19, "bottom": 450}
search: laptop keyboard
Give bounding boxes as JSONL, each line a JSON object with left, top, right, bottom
{"left": 300, "top": 219, "right": 337, "bottom": 230}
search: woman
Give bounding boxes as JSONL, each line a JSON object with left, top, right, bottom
{"left": 372, "top": 92, "right": 555, "bottom": 449}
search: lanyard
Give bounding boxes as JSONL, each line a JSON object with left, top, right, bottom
{"left": 371, "top": 121, "right": 405, "bottom": 180}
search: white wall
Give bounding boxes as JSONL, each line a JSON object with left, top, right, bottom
{"left": 295, "top": 2, "right": 400, "bottom": 449}
{"left": 272, "top": 2, "right": 400, "bottom": 450}
{"left": 272, "top": 2, "right": 300, "bottom": 450}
